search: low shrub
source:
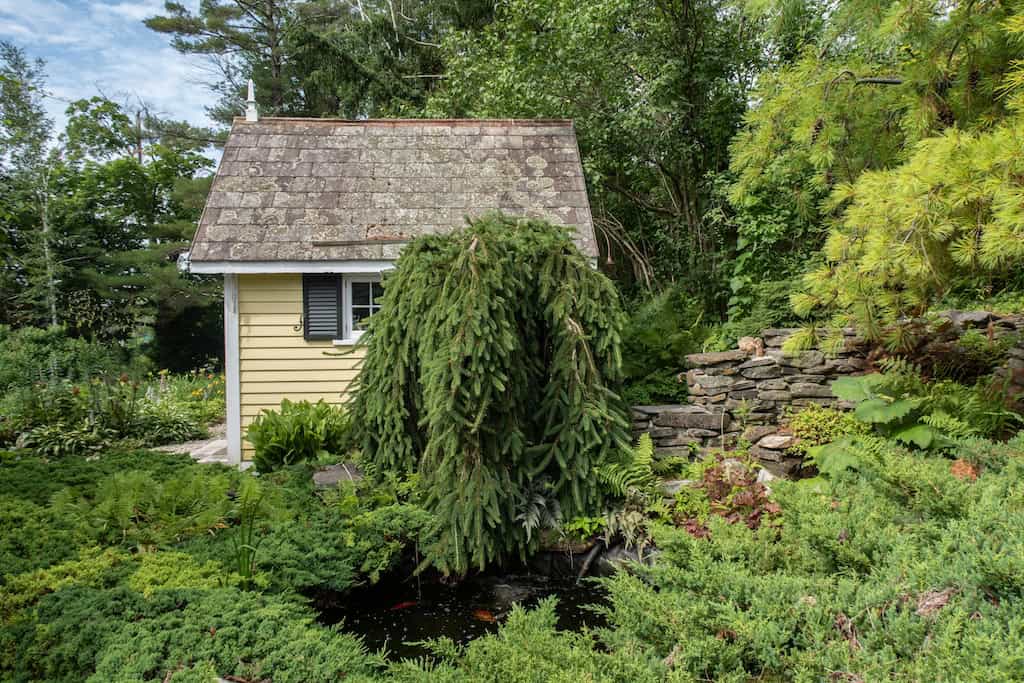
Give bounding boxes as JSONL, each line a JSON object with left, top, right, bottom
{"left": 0, "top": 325, "right": 123, "bottom": 393}
{"left": 785, "top": 403, "right": 870, "bottom": 456}
{"left": 247, "top": 399, "right": 350, "bottom": 473}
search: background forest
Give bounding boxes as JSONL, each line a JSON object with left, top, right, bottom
{"left": 3, "top": 0, "right": 1024, "bottom": 394}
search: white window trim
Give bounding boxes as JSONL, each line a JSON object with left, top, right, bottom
{"left": 331, "top": 274, "right": 382, "bottom": 344}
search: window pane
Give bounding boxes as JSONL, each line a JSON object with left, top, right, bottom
{"left": 352, "top": 306, "right": 372, "bottom": 329}
{"left": 372, "top": 282, "right": 384, "bottom": 304}
{"left": 352, "top": 282, "right": 371, "bottom": 306}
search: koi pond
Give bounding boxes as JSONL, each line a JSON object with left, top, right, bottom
{"left": 315, "top": 572, "right": 608, "bottom": 660}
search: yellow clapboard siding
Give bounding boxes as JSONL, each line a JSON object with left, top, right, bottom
{"left": 240, "top": 301, "right": 301, "bottom": 315}
{"left": 241, "top": 392, "right": 351, "bottom": 404}
{"left": 239, "top": 314, "right": 306, "bottom": 326}
{"left": 240, "top": 274, "right": 302, "bottom": 287}
{"left": 242, "top": 380, "right": 356, "bottom": 393}
{"left": 235, "top": 273, "right": 365, "bottom": 462}
{"left": 239, "top": 325, "right": 307, "bottom": 338}
{"left": 240, "top": 369, "right": 360, "bottom": 383}
{"left": 240, "top": 357, "right": 363, "bottom": 371}
{"left": 240, "top": 342, "right": 360, "bottom": 356}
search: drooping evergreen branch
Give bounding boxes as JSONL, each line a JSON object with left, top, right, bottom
{"left": 349, "top": 214, "right": 631, "bottom": 576}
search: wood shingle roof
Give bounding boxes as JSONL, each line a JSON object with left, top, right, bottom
{"left": 189, "top": 118, "right": 597, "bottom": 263}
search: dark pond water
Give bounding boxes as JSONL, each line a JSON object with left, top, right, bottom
{"left": 315, "top": 573, "right": 608, "bottom": 660}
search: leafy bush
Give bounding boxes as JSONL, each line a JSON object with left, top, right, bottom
{"left": 135, "top": 399, "right": 206, "bottom": 446}
{"left": 0, "top": 325, "right": 123, "bottom": 392}
{"left": 620, "top": 287, "right": 708, "bottom": 404}
{"left": 785, "top": 403, "right": 869, "bottom": 456}
{"left": 16, "top": 420, "right": 113, "bottom": 458}
{"left": 247, "top": 399, "right": 350, "bottom": 473}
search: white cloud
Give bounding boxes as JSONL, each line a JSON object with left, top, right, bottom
{"left": 0, "top": 0, "right": 215, "bottom": 132}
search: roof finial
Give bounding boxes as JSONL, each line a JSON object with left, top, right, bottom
{"left": 245, "top": 78, "right": 258, "bottom": 122}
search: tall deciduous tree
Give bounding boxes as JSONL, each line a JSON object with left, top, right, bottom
{"left": 0, "top": 42, "right": 62, "bottom": 328}
{"left": 429, "top": 0, "right": 762, "bottom": 305}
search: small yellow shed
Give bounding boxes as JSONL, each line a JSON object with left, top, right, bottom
{"left": 185, "top": 110, "right": 597, "bottom": 464}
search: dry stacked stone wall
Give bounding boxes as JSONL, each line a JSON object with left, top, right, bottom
{"left": 632, "top": 311, "right": 1024, "bottom": 478}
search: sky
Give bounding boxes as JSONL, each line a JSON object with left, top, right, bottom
{"left": 0, "top": 0, "right": 216, "bottom": 132}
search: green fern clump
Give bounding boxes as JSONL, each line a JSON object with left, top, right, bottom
{"left": 596, "top": 433, "right": 656, "bottom": 497}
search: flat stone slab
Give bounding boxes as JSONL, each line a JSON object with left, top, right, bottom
{"left": 758, "top": 434, "right": 796, "bottom": 450}
{"left": 685, "top": 350, "right": 749, "bottom": 367}
{"left": 313, "top": 463, "right": 364, "bottom": 488}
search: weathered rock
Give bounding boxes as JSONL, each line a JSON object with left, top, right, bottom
{"left": 758, "top": 434, "right": 796, "bottom": 450}
{"left": 655, "top": 446, "right": 696, "bottom": 458}
{"left": 313, "top": 463, "right": 363, "bottom": 488}
{"left": 656, "top": 433, "right": 700, "bottom": 447}
{"left": 738, "top": 356, "right": 776, "bottom": 369}
{"left": 741, "top": 364, "right": 783, "bottom": 380}
{"left": 654, "top": 406, "right": 725, "bottom": 431}
{"left": 777, "top": 350, "right": 826, "bottom": 369}
{"left": 758, "top": 390, "right": 792, "bottom": 401}
{"left": 728, "top": 388, "right": 759, "bottom": 401}
{"left": 760, "top": 457, "right": 803, "bottom": 478}
{"left": 685, "top": 349, "right": 750, "bottom": 367}
{"left": 759, "top": 379, "right": 789, "bottom": 391}
{"left": 742, "top": 425, "right": 778, "bottom": 443}
{"left": 786, "top": 374, "right": 827, "bottom": 384}
{"left": 750, "top": 445, "right": 784, "bottom": 462}
{"left": 632, "top": 404, "right": 683, "bottom": 415}
{"left": 790, "top": 382, "right": 834, "bottom": 398}
{"left": 646, "top": 427, "right": 676, "bottom": 438}
{"left": 684, "top": 428, "right": 719, "bottom": 437}
{"left": 660, "top": 479, "right": 696, "bottom": 496}
{"left": 791, "top": 397, "right": 834, "bottom": 407}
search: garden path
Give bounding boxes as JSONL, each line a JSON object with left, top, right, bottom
{"left": 155, "top": 422, "right": 230, "bottom": 465}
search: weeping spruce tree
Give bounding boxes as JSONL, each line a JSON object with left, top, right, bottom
{"left": 349, "top": 214, "right": 632, "bottom": 576}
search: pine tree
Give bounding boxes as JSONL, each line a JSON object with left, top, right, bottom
{"left": 349, "top": 214, "right": 631, "bottom": 576}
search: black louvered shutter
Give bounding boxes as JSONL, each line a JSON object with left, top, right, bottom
{"left": 303, "top": 275, "right": 341, "bottom": 340}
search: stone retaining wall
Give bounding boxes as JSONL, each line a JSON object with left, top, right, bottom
{"left": 632, "top": 311, "right": 1024, "bottom": 478}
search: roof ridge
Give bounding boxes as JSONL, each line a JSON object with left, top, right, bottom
{"left": 231, "top": 117, "right": 574, "bottom": 126}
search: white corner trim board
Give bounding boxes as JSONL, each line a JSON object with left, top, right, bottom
{"left": 223, "top": 273, "right": 242, "bottom": 465}
{"left": 189, "top": 260, "right": 395, "bottom": 275}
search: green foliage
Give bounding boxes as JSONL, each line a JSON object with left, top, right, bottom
{"left": 0, "top": 325, "right": 123, "bottom": 391}
{"left": 620, "top": 288, "right": 709, "bottom": 404}
{"left": 50, "top": 466, "right": 239, "bottom": 548}
{"left": 350, "top": 215, "right": 631, "bottom": 575}
{"left": 127, "top": 552, "right": 229, "bottom": 597}
{"left": 431, "top": 0, "right": 762, "bottom": 302}
{"left": 785, "top": 403, "right": 870, "bottom": 456}
{"left": 596, "top": 434, "right": 657, "bottom": 497}
{"left": 389, "top": 597, "right": 662, "bottom": 682}
{"left": 247, "top": 399, "right": 351, "bottom": 473}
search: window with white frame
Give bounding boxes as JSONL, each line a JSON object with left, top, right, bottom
{"left": 302, "top": 274, "right": 383, "bottom": 342}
